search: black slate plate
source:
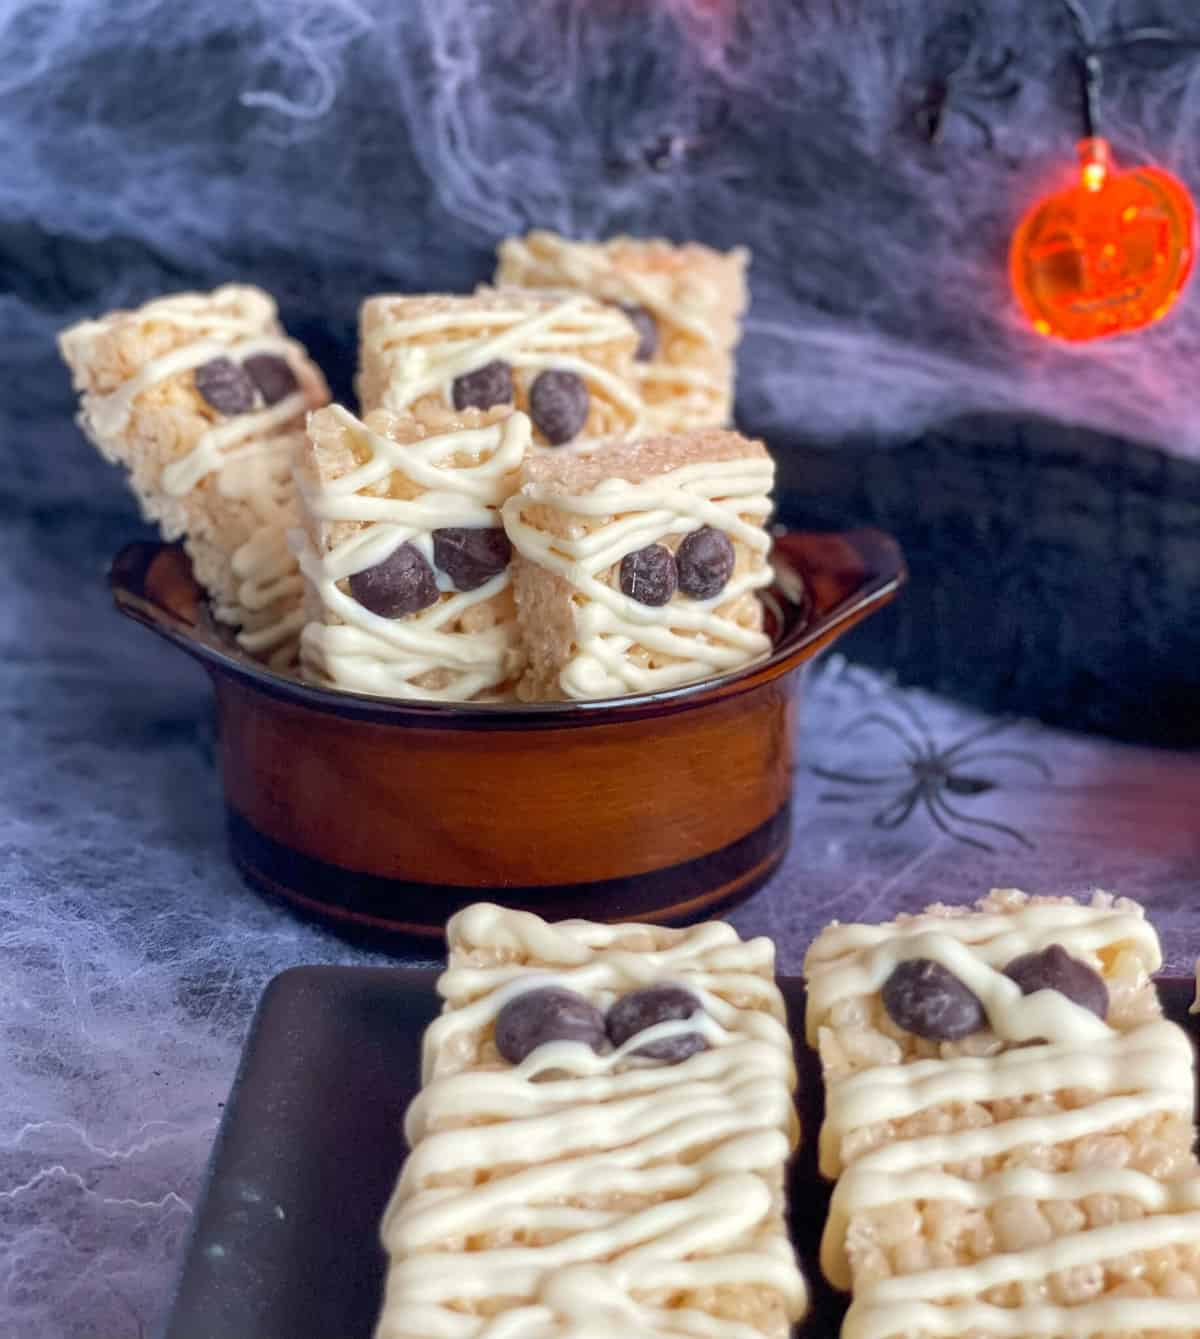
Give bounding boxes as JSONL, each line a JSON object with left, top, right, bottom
{"left": 162, "top": 969, "right": 1198, "bottom": 1339}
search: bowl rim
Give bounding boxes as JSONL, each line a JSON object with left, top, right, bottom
{"left": 109, "top": 527, "right": 905, "bottom": 730}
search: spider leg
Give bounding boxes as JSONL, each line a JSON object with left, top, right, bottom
{"left": 940, "top": 716, "right": 1025, "bottom": 761}
{"left": 923, "top": 792, "right": 997, "bottom": 852}
{"left": 983, "top": 77, "right": 1022, "bottom": 102}
{"left": 810, "top": 766, "right": 911, "bottom": 786}
{"left": 957, "top": 106, "right": 996, "bottom": 150}
{"left": 915, "top": 99, "right": 945, "bottom": 144}
{"left": 884, "top": 692, "right": 940, "bottom": 754}
{"left": 873, "top": 788, "right": 922, "bottom": 830}
{"left": 976, "top": 45, "right": 1017, "bottom": 84}
{"left": 952, "top": 748, "right": 1053, "bottom": 780}
{"left": 933, "top": 794, "right": 1036, "bottom": 850}
{"left": 839, "top": 710, "right": 923, "bottom": 760}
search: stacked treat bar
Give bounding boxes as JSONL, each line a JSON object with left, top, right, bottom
{"left": 504, "top": 432, "right": 774, "bottom": 699}
{"left": 376, "top": 902, "right": 809, "bottom": 1339}
{"left": 496, "top": 230, "right": 748, "bottom": 433}
{"left": 60, "top": 234, "right": 768, "bottom": 699}
{"left": 58, "top": 286, "right": 329, "bottom": 667}
{"left": 805, "top": 889, "right": 1200, "bottom": 1339}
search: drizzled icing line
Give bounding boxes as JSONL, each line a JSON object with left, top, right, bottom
{"left": 63, "top": 289, "right": 320, "bottom": 661}
{"left": 843, "top": 1298, "right": 1200, "bottom": 1339}
{"left": 297, "top": 406, "right": 530, "bottom": 701}
{"left": 374, "top": 903, "right": 807, "bottom": 1339}
{"left": 503, "top": 457, "right": 774, "bottom": 698}
{"left": 821, "top": 1083, "right": 1195, "bottom": 1288}
{"left": 497, "top": 235, "right": 724, "bottom": 344}
{"left": 495, "top": 234, "right": 744, "bottom": 431}
{"left": 843, "top": 1213, "right": 1200, "bottom": 1338}
{"left": 362, "top": 294, "right": 644, "bottom": 441}
{"left": 806, "top": 894, "right": 1200, "bottom": 1333}
{"left": 805, "top": 899, "right": 1160, "bottom": 1005}
{"left": 825, "top": 1019, "right": 1192, "bottom": 1140}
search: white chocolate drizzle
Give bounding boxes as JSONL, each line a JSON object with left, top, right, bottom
{"left": 502, "top": 457, "right": 774, "bottom": 698}
{"left": 363, "top": 294, "right": 644, "bottom": 442}
{"left": 297, "top": 406, "right": 530, "bottom": 700}
{"left": 375, "top": 904, "right": 806, "bottom": 1339}
{"left": 496, "top": 233, "right": 742, "bottom": 431}
{"left": 805, "top": 894, "right": 1200, "bottom": 1337}
{"left": 65, "top": 290, "right": 320, "bottom": 661}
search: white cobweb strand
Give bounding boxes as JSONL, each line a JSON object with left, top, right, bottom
{"left": 0, "top": 570, "right": 396, "bottom": 1337}
{"left": 0, "top": 853, "right": 387, "bottom": 1338}
{"left": 11, "top": 0, "right": 1200, "bottom": 455}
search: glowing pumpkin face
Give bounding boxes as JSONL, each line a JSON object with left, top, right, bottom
{"left": 1010, "top": 137, "right": 1196, "bottom": 342}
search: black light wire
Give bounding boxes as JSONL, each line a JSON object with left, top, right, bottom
{"left": 1059, "top": 0, "right": 1104, "bottom": 137}
{"left": 1059, "top": 0, "right": 1200, "bottom": 139}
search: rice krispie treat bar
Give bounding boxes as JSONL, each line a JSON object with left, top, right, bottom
{"left": 295, "top": 402, "right": 530, "bottom": 700}
{"left": 495, "top": 230, "right": 749, "bottom": 434}
{"left": 58, "top": 285, "right": 329, "bottom": 667}
{"left": 803, "top": 889, "right": 1200, "bottom": 1339}
{"left": 502, "top": 429, "right": 775, "bottom": 700}
{"left": 358, "top": 288, "right": 644, "bottom": 448}
{"left": 375, "top": 903, "right": 808, "bottom": 1339}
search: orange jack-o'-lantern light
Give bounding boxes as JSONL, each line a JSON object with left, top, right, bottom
{"left": 1011, "top": 136, "right": 1196, "bottom": 342}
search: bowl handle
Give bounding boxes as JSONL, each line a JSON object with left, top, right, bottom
{"left": 771, "top": 527, "right": 907, "bottom": 652}
{"left": 109, "top": 540, "right": 216, "bottom": 659}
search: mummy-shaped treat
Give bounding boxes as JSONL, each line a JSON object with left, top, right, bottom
{"left": 804, "top": 889, "right": 1200, "bottom": 1339}
{"left": 503, "top": 429, "right": 774, "bottom": 700}
{"left": 58, "top": 285, "right": 329, "bottom": 667}
{"left": 358, "top": 288, "right": 644, "bottom": 448}
{"left": 375, "top": 902, "right": 808, "bottom": 1339}
{"left": 496, "top": 230, "right": 749, "bottom": 434}
{"left": 295, "top": 402, "right": 529, "bottom": 700}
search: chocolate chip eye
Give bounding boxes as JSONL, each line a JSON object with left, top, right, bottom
{"left": 606, "top": 985, "right": 708, "bottom": 1063}
{"left": 194, "top": 357, "right": 255, "bottom": 415}
{"left": 452, "top": 360, "right": 513, "bottom": 412}
{"left": 243, "top": 353, "right": 299, "bottom": 406}
{"left": 529, "top": 369, "right": 590, "bottom": 445}
{"left": 619, "top": 303, "right": 659, "bottom": 362}
{"left": 494, "top": 986, "right": 607, "bottom": 1064}
{"left": 675, "top": 526, "right": 735, "bottom": 600}
{"left": 1004, "top": 945, "right": 1109, "bottom": 1020}
{"left": 432, "top": 526, "right": 512, "bottom": 592}
{"left": 881, "top": 959, "right": 987, "bottom": 1041}
{"left": 619, "top": 544, "right": 677, "bottom": 607}
{"left": 348, "top": 542, "right": 439, "bottom": 618}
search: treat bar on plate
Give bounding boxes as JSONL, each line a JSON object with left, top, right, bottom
{"left": 58, "top": 285, "right": 330, "bottom": 667}
{"left": 357, "top": 288, "right": 644, "bottom": 449}
{"left": 502, "top": 429, "right": 775, "bottom": 700}
{"left": 803, "top": 889, "right": 1200, "bottom": 1339}
{"left": 375, "top": 903, "right": 808, "bottom": 1339}
{"left": 495, "top": 230, "right": 749, "bottom": 434}
{"left": 294, "top": 403, "right": 531, "bottom": 700}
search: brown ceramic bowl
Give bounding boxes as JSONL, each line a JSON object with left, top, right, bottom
{"left": 109, "top": 529, "right": 905, "bottom": 939}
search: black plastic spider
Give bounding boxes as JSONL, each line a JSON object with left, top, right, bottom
{"left": 914, "top": 43, "right": 1021, "bottom": 150}
{"left": 812, "top": 693, "right": 1052, "bottom": 852}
